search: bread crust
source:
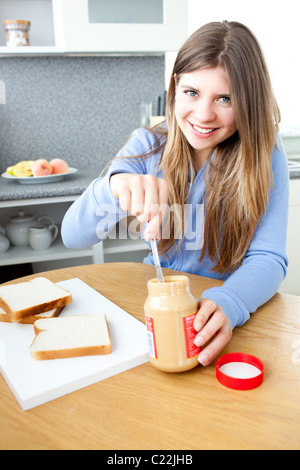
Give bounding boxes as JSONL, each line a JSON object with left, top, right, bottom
{"left": 31, "top": 344, "right": 112, "bottom": 360}
{"left": 0, "top": 306, "right": 65, "bottom": 324}
{"left": 4, "top": 297, "right": 71, "bottom": 322}
{"left": 31, "top": 314, "right": 112, "bottom": 360}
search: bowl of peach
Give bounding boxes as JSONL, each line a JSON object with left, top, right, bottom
{"left": 1, "top": 159, "right": 77, "bottom": 184}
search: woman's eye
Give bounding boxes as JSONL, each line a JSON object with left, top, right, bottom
{"left": 185, "top": 90, "right": 198, "bottom": 97}
{"left": 219, "top": 96, "right": 231, "bottom": 103}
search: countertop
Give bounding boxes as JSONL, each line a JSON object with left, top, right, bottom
{"left": 0, "top": 164, "right": 299, "bottom": 204}
{"left": 0, "top": 168, "right": 97, "bottom": 202}
{"left": 288, "top": 157, "right": 300, "bottom": 179}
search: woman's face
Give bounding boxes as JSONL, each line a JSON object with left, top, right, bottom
{"left": 174, "top": 66, "right": 237, "bottom": 165}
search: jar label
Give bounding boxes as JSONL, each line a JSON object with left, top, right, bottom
{"left": 145, "top": 312, "right": 200, "bottom": 361}
{"left": 183, "top": 312, "right": 201, "bottom": 359}
{"left": 145, "top": 315, "right": 157, "bottom": 359}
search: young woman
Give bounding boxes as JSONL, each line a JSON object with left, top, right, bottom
{"left": 62, "top": 21, "right": 289, "bottom": 366}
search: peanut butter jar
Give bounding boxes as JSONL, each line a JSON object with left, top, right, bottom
{"left": 144, "top": 276, "right": 200, "bottom": 373}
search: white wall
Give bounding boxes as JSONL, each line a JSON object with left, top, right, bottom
{"left": 166, "top": 0, "right": 300, "bottom": 133}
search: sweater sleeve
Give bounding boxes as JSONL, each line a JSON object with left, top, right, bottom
{"left": 201, "top": 138, "right": 289, "bottom": 330}
{"left": 61, "top": 128, "right": 160, "bottom": 249}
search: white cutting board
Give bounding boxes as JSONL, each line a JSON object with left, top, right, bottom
{"left": 0, "top": 278, "right": 149, "bottom": 411}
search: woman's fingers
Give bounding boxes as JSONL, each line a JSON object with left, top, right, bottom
{"left": 134, "top": 175, "right": 159, "bottom": 223}
{"left": 194, "top": 307, "right": 225, "bottom": 347}
{"left": 193, "top": 299, "right": 217, "bottom": 332}
{"left": 144, "top": 207, "right": 166, "bottom": 241}
{"left": 197, "top": 322, "right": 232, "bottom": 366}
{"left": 110, "top": 173, "right": 132, "bottom": 211}
{"left": 130, "top": 177, "right": 147, "bottom": 219}
{"left": 110, "top": 173, "right": 169, "bottom": 240}
{"left": 144, "top": 177, "right": 169, "bottom": 240}
{"left": 193, "top": 298, "right": 232, "bottom": 366}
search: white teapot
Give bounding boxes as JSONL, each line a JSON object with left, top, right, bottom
{"left": 5, "top": 210, "right": 56, "bottom": 246}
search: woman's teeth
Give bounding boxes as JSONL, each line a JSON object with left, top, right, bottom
{"left": 192, "top": 124, "right": 215, "bottom": 134}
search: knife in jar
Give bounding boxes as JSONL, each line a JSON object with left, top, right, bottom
{"left": 150, "top": 239, "right": 164, "bottom": 283}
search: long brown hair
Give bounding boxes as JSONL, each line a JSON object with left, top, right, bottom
{"left": 160, "top": 20, "right": 280, "bottom": 274}
{"left": 118, "top": 21, "right": 281, "bottom": 274}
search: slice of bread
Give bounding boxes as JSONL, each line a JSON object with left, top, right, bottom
{"left": 0, "top": 277, "right": 72, "bottom": 322}
{"left": 30, "top": 314, "right": 112, "bottom": 360}
{"left": 0, "top": 306, "right": 65, "bottom": 324}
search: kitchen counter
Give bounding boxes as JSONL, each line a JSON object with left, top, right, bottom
{"left": 0, "top": 162, "right": 299, "bottom": 204}
{"left": 288, "top": 157, "right": 300, "bottom": 179}
{"left": 0, "top": 168, "right": 97, "bottom": 202}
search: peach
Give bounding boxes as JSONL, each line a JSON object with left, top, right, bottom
{"left": 50, "top": 158, "right": 69, "bottom": 175}
{"left": 31, "top": 159, "right": 53, "bottom": 177}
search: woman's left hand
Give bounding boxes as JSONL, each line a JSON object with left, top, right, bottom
{"left": 193, "top": 298, "right": 232, "bottom": 366}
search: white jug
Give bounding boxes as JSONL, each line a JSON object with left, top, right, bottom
{"left": 5, "top": 210, "right": 55, "bottom": 246}
{"left": 28, "top": 225, "right": 58, "bottom": 250}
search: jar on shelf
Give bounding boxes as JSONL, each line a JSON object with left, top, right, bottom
{"left": 2, "top": 19, "right": 31, "bottom": 47}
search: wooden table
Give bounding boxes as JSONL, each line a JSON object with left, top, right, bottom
{"left": 1, "top": 262, "right": 300, "bottom": 450}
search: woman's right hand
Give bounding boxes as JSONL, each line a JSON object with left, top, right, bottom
{"left": 110, "top": 173, "right": 169, "bottom": 241}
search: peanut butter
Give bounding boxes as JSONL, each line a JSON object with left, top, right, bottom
{"left": 144, "top": 276, "right": 200, "bottom": 372}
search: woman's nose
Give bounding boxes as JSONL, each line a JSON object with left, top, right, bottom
{"left": 194, "top": 99, "right": 216, "bottom": 122}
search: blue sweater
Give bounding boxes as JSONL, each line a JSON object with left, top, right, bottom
{"left": 62, "top": 128, "right": 289, "bottom": 330}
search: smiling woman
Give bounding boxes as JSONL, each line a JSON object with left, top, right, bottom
{"left": 62, "top": 20, "right": 289, "bottom": 368}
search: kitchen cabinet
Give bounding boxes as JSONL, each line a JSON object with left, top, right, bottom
{"left": 0, "top": 0, "right": 188, "bottom": 55}
{"left": 0, "top": 196, "right": 149, "bottom": 276}
{"left": 0, "top": 0, "right": 60, "bottom": 54}
{"left": 59, "top": 0, "right": 187, "bottom": 53}
{"left": 279, "top": 176, "right": 300, "bottom": 296}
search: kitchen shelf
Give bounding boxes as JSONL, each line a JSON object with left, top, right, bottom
{"left": 0, "top": 237, "right": 93, "bottom": 266}
{"left": 0, "top": 0, "right": 57, "bottom": 51}
{"left": 0, "top": 0, "right": 187, "bottom": 55}
{"left": 0, "top": 46, "right": 64, "bottom": 56}
{"left": 103, "top": 236, "right": 148, "bottom": 255}
{"left": 0, "top": 233, "right": 148, "bottom": 267}
{"left": 0, "top": 195, "right": 78, "bottom": 209}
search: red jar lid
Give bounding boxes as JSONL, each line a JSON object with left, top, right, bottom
{"left": 216, "top": 353, "right": 264, "bottom": 390}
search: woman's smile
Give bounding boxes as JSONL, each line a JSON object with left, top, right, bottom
{"left": 188, "top": 122, "right": 219, "bottom": 137}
